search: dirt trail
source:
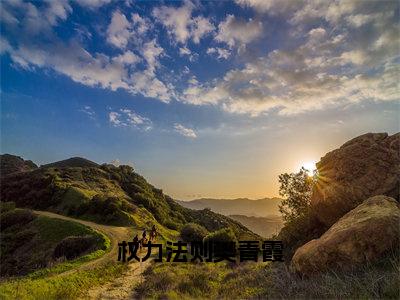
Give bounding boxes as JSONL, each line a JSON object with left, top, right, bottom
{"left": 33, "top": 210, "right": 150, "bottom": 299}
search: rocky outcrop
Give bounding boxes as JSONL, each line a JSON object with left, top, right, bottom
{"left": 291, "top": 195, "right": 400, "bottom": 276}
{"left": 311, "top": 132, "right": 399, "bottom": 227}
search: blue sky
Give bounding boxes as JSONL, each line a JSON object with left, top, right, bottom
{"left": 1, "top": 0, "right": 399, "bottom": 199}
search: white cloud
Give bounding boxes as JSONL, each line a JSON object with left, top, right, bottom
{"left": 215, "top": 15, "right": 262, "bottom": 48}
{"left": 181, "top": 5, "right": 400, "bottom": 117}
{"left": 80, "top": 105, "right": 96, "bottom": 120}
{"left": 152, "top": 1, "right": 214, "bottom": 44}
{"left": 131, "top": 13, "right": 151, "bottom": 36}
{"left": 340, "top": 50, "right": 367, "bottom": 65}
{"left": 109, "top": 111, "right": 122, "bottom": 126}
{"left": 191, "top": 16, "right": 214, "bottom": 44}
{"left": 0, "top": 38, "right": 12, "bottom": 55}
{"left": 112, "top": 50, "right": 140, "bottom": 65}
{"left": 142, "top": 40, "right": 163, "bottom": 73}
{"left": 235, "top": 0, "right": 302, "bottom": 14}
{"left": 75, "top": 0, "right": 112, "bottom": 9}
{"left": 179, "top": 46, "right": 197, "bottom": 61}
{"left": 2, "top": 0, "right": 398, "bottom": 120}
{"left": 207, "top": 47, "right": 231, "bottom": 60}
{"left": 179, "top": 46, "right": 191, "bottom": 56}
{"left": 174, "top": 123, "right": 197, "bottom": 138}
{"left": 182, "top": 66, "right": 190, "bottom": 74}
{"left": 109, "top": 109, "right": 153, "bottom": 131}
{"left": 1, "top": 0, "right": 72, "bottom": 35}
{"left": 106, "top": 11, "right": 152, "bottom": 49}
{"left": 107, "top": 10, "right": 131, "bottom": 49}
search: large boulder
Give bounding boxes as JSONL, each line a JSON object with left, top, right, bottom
{"left": 291, "top": 195, "right": 400, "bottom": 276}
{"left": 311, "top": 132, "right": 399, "bottom": 227}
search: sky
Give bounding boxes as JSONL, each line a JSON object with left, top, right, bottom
{"left": 1, "top": 0, "right": 399, "bottom": 200}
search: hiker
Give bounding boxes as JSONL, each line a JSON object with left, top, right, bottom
{"left": 133, "top": 234, "right": 139, "bottom": 245}
{"left": 142, "top": 229, "right": 147, "bottom": 239}
{"left": 150, "top": 225, "right": 157, "bottom": 241}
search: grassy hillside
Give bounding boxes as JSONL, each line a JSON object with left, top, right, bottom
{"left": 0, "top": 202, "right": 108, "bottom": 277}
{"left": 136, "top": 254, "right": 399, "bottom": 299}
{"left": 0, "top": 155, "right": 256, "bottom": 239}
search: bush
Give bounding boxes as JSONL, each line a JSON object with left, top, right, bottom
{"left": 180, "top": 223, "right": 208, "bottom": 242}
{"left": 53, "top": 235, "right": 98, "bottom": 260}
{"left": 203, "top": 228, "right": 237, "bottom": 244}
{"left": 277, "top": 210, "right": 325, "bottom": 260}
{"left": 1, "top": 208, "right": 36, "bottom": 230}
{"left": 0, "top": 202, "right": 15, "bottom": 214}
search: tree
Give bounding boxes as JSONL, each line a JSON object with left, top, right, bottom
{"left": 180, "top": 223, "right": 208, "bottom": 242}
{"left": 278, "top": 167, "right": 317, "bottom": 223}
{"left": 203, "top": 228, "right": 237, "bottom": 244}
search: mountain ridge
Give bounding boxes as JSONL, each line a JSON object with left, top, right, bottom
{"left": 176, "top": 197, "right": 282, "bottom": 218}
{"left": 0, "top": 154, "right": 258, "bottom": 240}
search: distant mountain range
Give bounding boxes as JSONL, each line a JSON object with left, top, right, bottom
{"left": 176, "top": 197, "right": 282, "bottom": 218}
{"left": 176, "top": 197, "right": 284, "bottom": 238}
{"left": 228, "top": 215, "right": 283, "bottom": 238}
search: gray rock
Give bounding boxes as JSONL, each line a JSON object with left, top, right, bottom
{"left": 291, "top": 195, "right": 400, "bottom": 276}
{"left": 311, "top": 132, "right": 400, "bottom": 227}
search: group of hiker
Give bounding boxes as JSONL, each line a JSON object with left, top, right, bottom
{"left": 132, "top": 224, "right": 157, "bottom": 248}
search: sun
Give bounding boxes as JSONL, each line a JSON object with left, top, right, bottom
{"left": 300, "top": 160, "right": 317, "bottom": 172}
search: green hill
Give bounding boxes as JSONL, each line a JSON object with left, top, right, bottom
{"left": 0, "top": 202, "right": 107, "bottom": 277}
{"left": 41, "top": 157, "right": 99, "bottom": 169}
{"left": 0, "top": 156, "right": 256, "bottom": 240}
{"left": 0, "top": 154, "right": 38, "bottom": 177}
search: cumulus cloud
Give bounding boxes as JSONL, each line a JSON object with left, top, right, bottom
{"left": 1, "top": 0, "right": 398, "bottom": 120}
{"left": 181, "top": 0, "right": 400, "bottom": 116}
{"left": 112, "top": 50, "right": 140, "bottom": 65}
{"left": 2, "top": 2, "right": 174, "bottom": 103}
{"left": 191, "top": 16, "right": 214, "bottom": 44}
{"left": 75, "top": 0, "right": 112, "bottom": 9}
{"left": 174, "top": 123, "right": 197, "bottom": 138}
{"left": 107, "top": 10, "right": 131, "bottom": 49}
{"left": 106, "top": 11, "right": 152, "bottom": 49}
{"left": 109, "top": 109, "right": 153, "bottom": 131}
{"left": 215, "top": 15, "right": 262, "bottom": 48}
{"left": 206, "top": 47, "right": 231, "bottom": 60}
{"left": 152, "top": 1, "right": 214, "bottom": 44}
{"left": 1, "top": 0, "right": 72, "bottom": 35}
{"left": 235, "top": 0, "right": 303, "bottom": 14}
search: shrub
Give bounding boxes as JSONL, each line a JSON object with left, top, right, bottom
{"left": 1, "top": 208, "right": 36, "bottom": 230}
{"left": 0, "top": 202, "right": 15, "bottom": 214}
{"left": 180, "top": 223, "right": 208, "bottom": 242}
{"left": 204, "top": 228, "right": 237, "bottom": 244}
{"left": 277, "top": 210, "right": 325, "bottom": 260}
{"left": 53, "top": 235, "right": 98, "bottom": 260}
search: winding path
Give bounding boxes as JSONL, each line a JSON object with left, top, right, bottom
{"left": 33, "top": 210, "right": 150, "bottom": 299}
